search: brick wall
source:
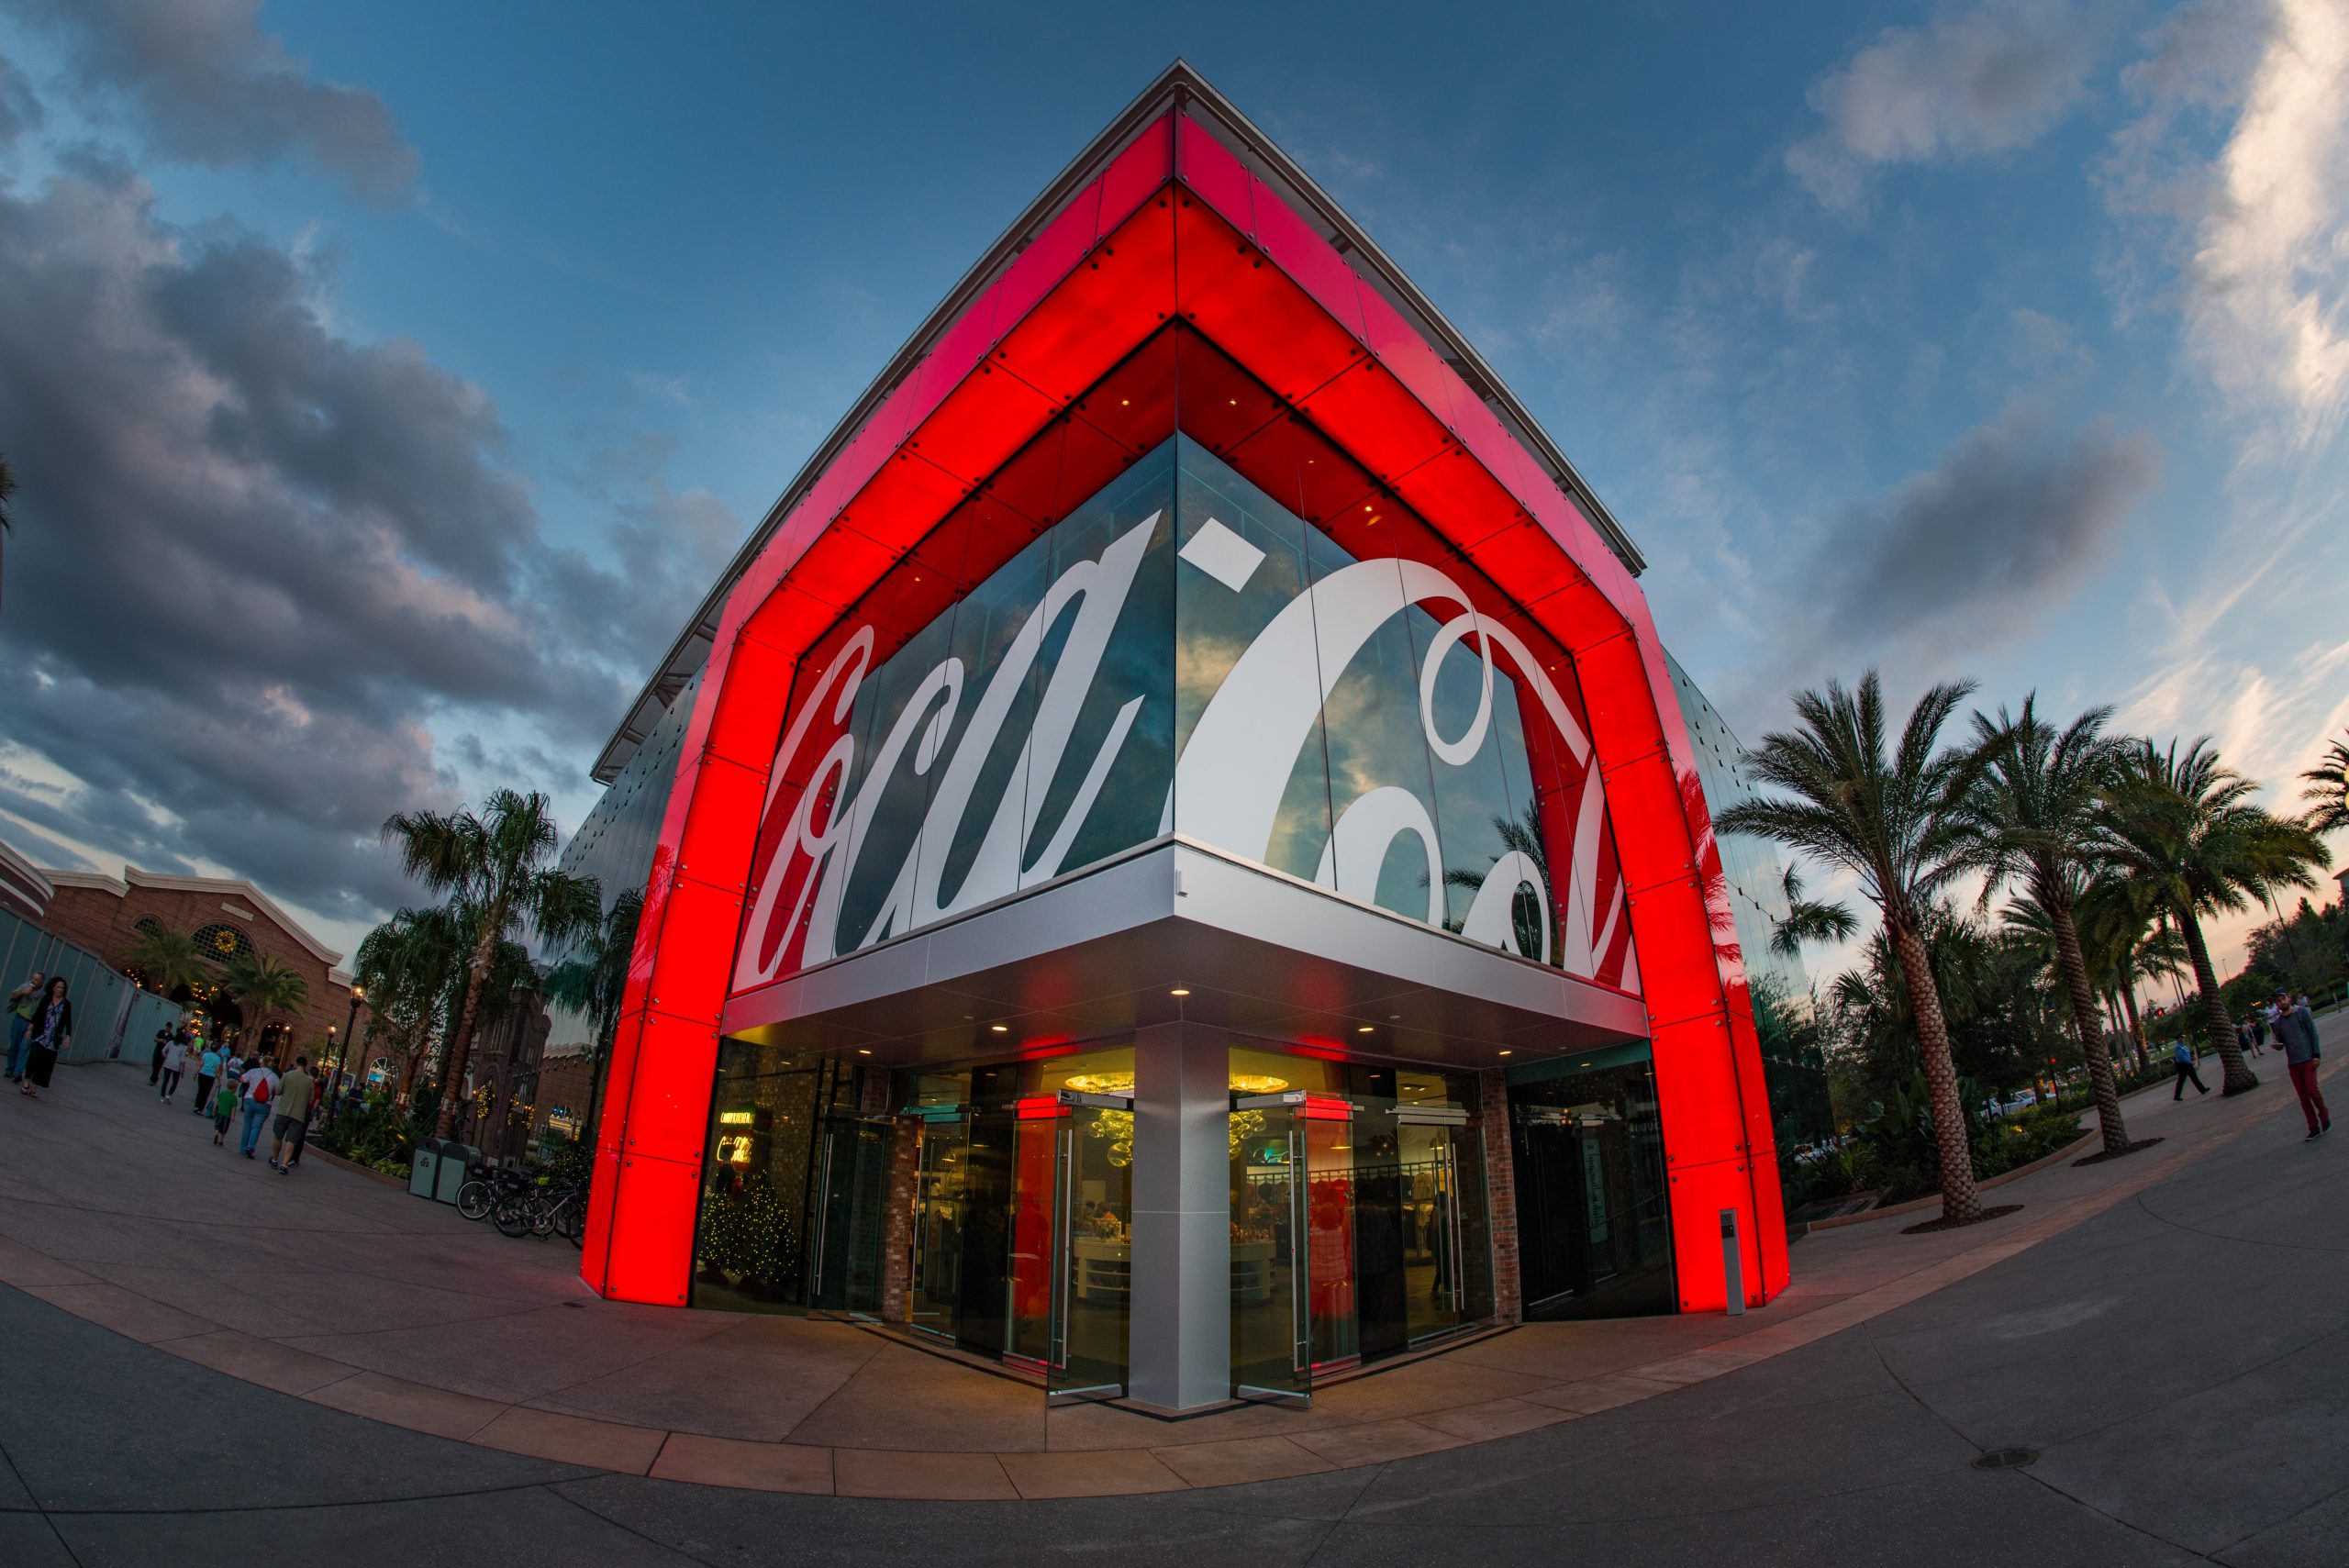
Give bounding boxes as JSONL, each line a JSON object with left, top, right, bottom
{"left": 41, "top": 883, "right": 363, "bottom": 1062}
{"left": 1475, "top": 1066, "right": 1522, "bottom": 1326}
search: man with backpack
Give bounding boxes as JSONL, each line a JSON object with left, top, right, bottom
{"left": 268, "top": 1056, "right": 315, "bottom": 1173}
{"left": 237, "top": 1054, "right": 280, "bottom": 1159}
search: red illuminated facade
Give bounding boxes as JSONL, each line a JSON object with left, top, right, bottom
{"left": 578, "top": 68, "right": 1786, "bottom": 1394}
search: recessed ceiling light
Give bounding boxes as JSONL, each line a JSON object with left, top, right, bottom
{"left": 1356, "top": 1026, "right": 1374, "bottom": 1033}
{"left": 990, "top": 1024, "right": 1009, "bottom": 1033}
{"left": 1170, "top": 988, "right": 1190, "bottom": 996}
{"left": 1498, "top": 1050, "right": 1513, "bottom": 1057}
{"left": 856, "top": 1048, "right": 873, "bottom": 1055}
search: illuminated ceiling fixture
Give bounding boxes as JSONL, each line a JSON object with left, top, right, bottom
{"left": 1356, "top": 1026, "right": 1373, "bottom": 1033}
{"left": 1169, "top": 987, "right": 1190, "bottom": 996}
{"left": 856, "top": 1048, "right": 873, "bottom": 1055}
{"left": 990, "top": 1024, "right": 1009, "bottom": 1033}
{"left": 1498, "top": 1050, "right": 1513, "bottom": 1057}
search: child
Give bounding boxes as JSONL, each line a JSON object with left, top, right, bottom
{"left": 211, "top": 1077, "right": 239, "bottom": 1147}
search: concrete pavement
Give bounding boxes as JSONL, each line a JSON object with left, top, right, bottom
{"left": 0, "top": 1018, "right": 2342, "bottom": 1562}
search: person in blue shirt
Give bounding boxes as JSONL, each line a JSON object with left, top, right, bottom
{"left": 2172, "top": 1035, "right": 2210, "bottom": 1099}
{"left": 191, "top": 1037, "right": 223, "bottom": 1117}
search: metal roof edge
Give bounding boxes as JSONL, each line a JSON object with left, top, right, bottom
{"left": 590, "top": 60, "right": 1642, "bottom": 784}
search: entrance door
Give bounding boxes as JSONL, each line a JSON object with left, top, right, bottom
{"left": 1002, "top": 1093, "right": 1132, "bottom": 1397}
{"left": 907, "top": 1112, "right": 969, "bottom": 1341}
{"left": 1397, "top": 1109, "right": 1476, "bottom": 1344}
{"left": 1231, "top": 1091, "right": 1359, "bottom": 1395}
{"left": 807, "top": 1115, "right": 892, "bottom": 1316}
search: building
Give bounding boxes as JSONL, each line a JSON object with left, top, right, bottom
{"left": 566, "top": 65, "right": 1787, "bottom": 1413}
{"left": 34, "top": 864, "right": 363, "bottom": 1062}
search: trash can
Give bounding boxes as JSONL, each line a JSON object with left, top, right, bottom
{"left": 407, "top": 1140, "right": 440, "bottom": 1199}
{"left": 433, "top": 1141, "right": 480, "bottom": 1204}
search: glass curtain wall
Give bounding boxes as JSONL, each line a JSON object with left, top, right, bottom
{"left": 1508, "top": 1044, "right": 1675, "bottom": 1319}
{"left": 691, "top": 1044, "right": 862, "bottom": 1311}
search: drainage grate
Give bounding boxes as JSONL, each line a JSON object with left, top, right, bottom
{"left": 1973, "top": 1447, "right": 2039, "bottom": 1471}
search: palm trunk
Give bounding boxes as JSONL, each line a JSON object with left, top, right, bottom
{"left": 2176, "top": 910, "right": 2255, "bottom": 1095}
{"left": 433, "top": 933, "right": 498, "bottom": 1140}
{"left": 1889, "top": 919, "right": 1982, "bottom": 1225}
{"left": 2048, "top": 895, "right": 2130, "bottom": 1154}
{"left": 2117, "top": 980, "right": 2146, "bottom": 1073}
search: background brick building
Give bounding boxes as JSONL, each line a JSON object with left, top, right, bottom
{"left": 38, "top": 867, "right": 365, "bottom": 1062}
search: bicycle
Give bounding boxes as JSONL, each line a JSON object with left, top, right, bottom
{"left": 455, "top": 1161, "right": 532, "bottom": 1222}
{"left": 494, "top": 1174, "right": 586, "bottom": 1247}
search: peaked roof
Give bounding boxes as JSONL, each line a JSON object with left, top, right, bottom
{"left": 42, "top": 864, "right": 346, "bottom": 970}
{"left": 591, "top": 61, "right": 1641, "bottom": 784}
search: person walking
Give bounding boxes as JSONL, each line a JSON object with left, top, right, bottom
{"left": 157, "top": 1032, "right": 186, "bottom": 1104}
{"left": 191, "top": 1038, "right": 221, "bottom": 1117}
{"left": 209, "top": 1075, "right": 238, "bottom": 1147}
{"left": 149, "top": 1026, "right": 172, "bottom": 1086}
{"left": 267, "top": 1056, "right": 316, "bottom": 1173}
{"left": 2237, "top": 1020, "right": 2260, "bottom": 1060}
{"left": 2172, "top": 1035, "right": 2210, "bottom": 1100}
{"left": 17, "top": 977, "right": 71, "bottom": 1098}
{"left": 5, "top": 969, "right": 40, "bottom": 1083}
{"left": 2274, "top": 989, "right": 2329, "bottom": 1140}
{"left": 236, "top": 1055, "right": 279, "bottom": 1160}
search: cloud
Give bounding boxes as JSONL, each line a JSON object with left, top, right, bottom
{"left": 1788, "top": 0, "right": 2109, "bottom": 210}
{"left": 1752, "top": 409, "right": 2160, "bottom": 702}
{"left": 0, "top": 161, "right": 716, "bottom": 928}
{"left": 0, "top": 48, "right": 38, "bottom": 154}
{"left": 4, "top": 0, "right": 416, "bottom": 200}
{"left": 2105, "top": 0, "right": 2349, "bottom": 450}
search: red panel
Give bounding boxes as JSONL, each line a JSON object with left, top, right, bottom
{"left": 617, "top": 1009, "right": 724, "bottom": 1161}
{"left": 1295, "top": 357, "right": 1452, "bottom": 487}
{"left": 1355, "top": 280, "right": 1461, "bottom": 431}
{"left": 899, "top": 292, "right": 1002, "bottom": 436}
{"left": 988, "top": 176, "right": 1102, "bottom": 335}
{"left": 1250, "top": 177, "right": 1366, "bottom": 342}
{"left": 1175, "top": 198, "right": 1359, "bottom": 406}
{"left": 906, "top": 360, "right": 1063, "bottom": 485}
{"left": 1074, "top": 328, "right": 1184, "bottom": 454}
{"left": 1664, "top": 1152, "right": 1768, "bottom": 1312}
{"left": 1391, "top": 447, "right": 1528, "bottom": 550}
{"left": 995, "top": 200, "right": 1174, "bottom": 404}
{"left": 674, "top": 755, "right": 766, "bottom": 894}
{"left": 1098, "top": 115, "right": 1174, "bottom": 229}
{"left": 1174, "top": 111, "right": 1252, "bottom": 236}
{"left": 838, "top": 450, "right": 972, "bottom": 555}
{"left": 596, "top": 1011, "right": 648, "bottom": 1159}
{"left": 1010, "top": 1119, "right": 1057, "bottom": 1326}
{"left": 600, "top": 1151, "right": 704, "bottom": 1307}
{"left": 580, "top": 1143, "right": 621, "bottom": 1286}
{"left": 701, "top": 633, "right": 795, "bottom": 773}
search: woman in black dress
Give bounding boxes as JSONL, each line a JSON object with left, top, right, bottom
{"left": 18, "top": 977, "right": 70, "bottom": 1097}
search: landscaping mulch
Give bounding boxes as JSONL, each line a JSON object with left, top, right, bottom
{"left": 1900, "top": 1203, "right": 2023, "bottom": 1235}
{"left": 2073, "top": 1136, "right": 2165, "bottom": 1167}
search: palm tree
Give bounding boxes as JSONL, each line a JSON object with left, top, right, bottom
{"left": 1965, "top": 698, "right": 2133, "bottom": 1156}
{"left": 381, "top": 790, "right": 602, "bottom": 1139}
{"left": 542, "top": 887, "right": 642, "bottom": 1145}
{"left": 2304, "top": 728, "right": 2349, "bottom": 835}
{"left": 121, "top": 924, "right": 205, "bottom": 997}
{"left": 2093, "top": 739, "right": 2329, "bottom": 1094}
{"left": 1716, "top": 672, "right": 1989, "bottom": 1227}
{"left": 354, "top": 903, "right": 469, "bottom": 1106}
{"left": 218, "top": 951, "right": 310, "bottom": 1059}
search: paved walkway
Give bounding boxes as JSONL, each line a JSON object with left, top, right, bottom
{"left": 0, "top": 1028, "right": 2337, "bottom": 1518}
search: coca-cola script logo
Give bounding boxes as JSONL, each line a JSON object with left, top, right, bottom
{"left": 731, "top": 507, "right": 1634, "bottom": 995}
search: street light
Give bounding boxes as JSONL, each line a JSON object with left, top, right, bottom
{"left": 326, "top": 983, "right": 365, "bottom": 1128}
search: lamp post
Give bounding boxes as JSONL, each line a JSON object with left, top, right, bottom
{"left": 327, "top": 984, "right": 364, "bottom": 1128}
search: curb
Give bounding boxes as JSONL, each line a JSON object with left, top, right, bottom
{"left": 306, "top": 1147, "right": 408, "bottom": 1188}
{"left": 1809, "top": 1129, "right": 2101, "bottom": 1229}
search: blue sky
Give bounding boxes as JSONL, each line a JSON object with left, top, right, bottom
{"left": 0, "top": 0, "right": 2342, "bottom": 976}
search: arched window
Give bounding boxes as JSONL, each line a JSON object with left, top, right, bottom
{"left": 191, "top": 923, "right": 254, "bottom": 964}
{"left": 134, "top": 917, "right": 168, "bottom": 940}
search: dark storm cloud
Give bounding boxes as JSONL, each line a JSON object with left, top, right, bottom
{"left": 3, "top": 0, "right": 416, "bottom": 200}
{"left": 1825, "top": 409, "right": 2159, "bottom": 646}
{"left": 0, "top": 161, "right": 718, "bottom": 927}
{"left": 0, "top": 50, "right": 38, "bottom": 153}
{"left": 1720, "top": 408, "right": 2161, "bottom": 717}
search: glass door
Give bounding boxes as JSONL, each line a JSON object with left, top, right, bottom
{"left": 1230, "top": 1095, "right": 1308, "bottom": 1404}
{"left": 1397, "top": 1109, "right": 1483, "bottom": 1344}
{"left": 807, "top": 1115, "right": 892, "bottom": 1316}
{"left": 1051, "top": 1096, "right": 1132, "bottom": 1401}
{"left": 907, "top": 1110, "right": 968, "bottom": 1341}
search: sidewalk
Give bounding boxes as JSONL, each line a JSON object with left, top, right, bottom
{"left": 0, "top": 1030, "right": 2334, "bottom": 1501}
